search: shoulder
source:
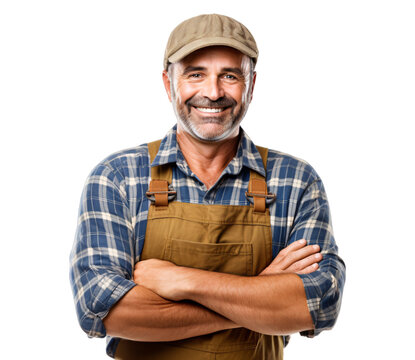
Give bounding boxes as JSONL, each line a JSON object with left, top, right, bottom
{"left": 102, "top": 143, "right": 150, "bottom": 171}
{"left": 266, "top": 148, "right": 319, "bottom": 184}
{"left": 87, "top": 143, "right": 151, "bottom": 184}
{"left": 241, "top": 129, "right": 319, "bottom": 184}
{"left": 262, "top": 148, "right": 326, "bottom": 205}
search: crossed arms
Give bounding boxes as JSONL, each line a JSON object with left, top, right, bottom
{"left": 103, "top": 239, "right": 321, "bottom": 342}
{"left": 71, "top": 161, "right": 345, "bottom": 341}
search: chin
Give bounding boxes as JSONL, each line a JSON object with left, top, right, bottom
{"left": 197, "top": 124, "right": 228, "bottom": 138}
{"left": 176, "top": 111, "right": 242, "bottom": 142}
{"left": 192, "top": 123, "right": 240, "bottom": 142}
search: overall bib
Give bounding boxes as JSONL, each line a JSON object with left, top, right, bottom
{"left": 115, "top": 141, "right": 283, "bottom": 360}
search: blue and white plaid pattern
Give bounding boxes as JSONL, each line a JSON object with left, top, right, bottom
{"left": 70, "top": 126, "right": 345, "bottom": 357}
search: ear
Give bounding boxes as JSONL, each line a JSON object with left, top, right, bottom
{"left": 249, "top": 71, "right": 257, "bottom": 103}
{"left": 162, "top": 70, "right": 172, "bottom": 102}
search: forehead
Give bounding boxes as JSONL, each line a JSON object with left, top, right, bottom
{"left": 179, "top": 46, "right": 245, "bottom": 69}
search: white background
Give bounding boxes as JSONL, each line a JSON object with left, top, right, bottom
{"left": 1, "top": 0, "right": 414, "bottom": 359}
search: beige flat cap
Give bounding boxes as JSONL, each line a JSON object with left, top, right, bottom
{"left": 164, "top": 14, "right": 258, "bottom": 69}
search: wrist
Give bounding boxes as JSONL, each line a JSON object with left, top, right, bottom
{"left": 174, "top": 266, "right": 202, "bottom": 301}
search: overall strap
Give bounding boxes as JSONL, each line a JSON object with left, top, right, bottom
{"left": 256, "top": 145, "right": 268, "bottom": 171}
{"left": 147, "top": 140, "right": 174, "bottom": 208}
{"left": 247, "top": 146, "right": 271, "bottom": 213}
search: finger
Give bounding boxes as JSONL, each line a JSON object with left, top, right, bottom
{"left": 278, "top": 244, "right": 321, "bottom": 269}
{"left": 296, "top": 262, "right": 320, "bottom": 274}
{"left": 273, "top": 239, "right": 307, "bottom": 262}
{"left": 280, "top": 239, "right": 308, "bottom": 254}
{"left": 286, "top": 252, "right": 322, "bottom": 273}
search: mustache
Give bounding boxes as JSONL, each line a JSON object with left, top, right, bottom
{"left": 186, "top": 95, "right": 236, "bottom": 109}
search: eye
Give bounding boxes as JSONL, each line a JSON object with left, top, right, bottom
{"left": 189, "top": 73, "right": 202, "bottom": 78}
{"left": 222, "top": 73, "right": 242, "bottom": 83}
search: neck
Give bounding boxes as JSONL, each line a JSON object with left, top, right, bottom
{"left": 176, "top": 127, "right": 240, "bottom": 189}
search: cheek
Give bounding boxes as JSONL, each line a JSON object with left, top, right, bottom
{"left": 226, "top": 84, "right": 245, "bottom": 104}
{"left": 176, "top": 83, "right": 199, "bottom": 103}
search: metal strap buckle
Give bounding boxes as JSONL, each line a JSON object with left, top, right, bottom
{"left": 245, "top": 191, "right": 276, "bottom": 205}
{"left": 146, "top": 185, "right": 177, "bottom": 203}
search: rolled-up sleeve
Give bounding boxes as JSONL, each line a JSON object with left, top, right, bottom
{"left": 290, "top": 177, "right": 346, "bottom": 337}
{"left": 69, "top": 163, "right": 136, "bottom": 338}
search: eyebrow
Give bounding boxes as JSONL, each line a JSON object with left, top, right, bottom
{"left": 182, "top": 66, "right": 206, "bottom": 75}
{"left": 181, "top": 66, "right": 244, "bottom": 77}
{"left": 222, "top": 67, "right": 244, "bottom": 77}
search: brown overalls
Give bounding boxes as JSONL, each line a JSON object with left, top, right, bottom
{"left": 115, "top": 140, "right": 283, "bottom": 360}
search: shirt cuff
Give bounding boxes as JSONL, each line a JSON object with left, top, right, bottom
{"left": 297, "top": 263, "right": 345, "bottom": 337}
{"left": 80, "top": 275, "right": 136, "bottom": 338}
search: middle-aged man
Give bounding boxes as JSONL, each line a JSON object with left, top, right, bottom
{"left": 70, "top": 14, "right": 345, "bottom": 360}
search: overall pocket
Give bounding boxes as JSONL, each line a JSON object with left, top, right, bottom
{"left": 163, "top": 238, "right": 254, "bottom": 276}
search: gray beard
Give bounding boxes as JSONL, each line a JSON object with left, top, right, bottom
{"left": 173, "top": 100, "right": 248, "bottom": 142}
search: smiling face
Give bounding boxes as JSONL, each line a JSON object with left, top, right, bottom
{"left": 163, "top": 46, "right": 256, "bottom": 142}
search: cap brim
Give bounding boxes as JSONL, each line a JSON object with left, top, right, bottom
{"left": 167, "top": 36, "right": 258, "bottom": 67}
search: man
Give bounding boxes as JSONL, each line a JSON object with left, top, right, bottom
{"left": 70, "top": 14, "right": 345, "bottom": 360}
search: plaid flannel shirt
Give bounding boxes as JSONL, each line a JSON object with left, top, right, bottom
{"left": 70, "top": 126, "right": 345, "bottom": 357}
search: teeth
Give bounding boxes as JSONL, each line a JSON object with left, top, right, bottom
{"left": 196, "top": 107, "right": 223, "bottom": 113}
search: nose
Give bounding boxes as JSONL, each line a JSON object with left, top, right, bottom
{"left": 201, "top": 76, "right": 224, "bottom": 101}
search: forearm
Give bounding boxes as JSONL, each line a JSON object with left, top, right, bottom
{"left": 177, "top": 269, "right": 314, "bottom": 335}
{"left": 103, "top": 284, "right": 238, "bottom": 341}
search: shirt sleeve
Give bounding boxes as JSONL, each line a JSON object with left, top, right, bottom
{"left": 290, "top": 177, "right": 346, "bottom": 337}
{"left": 69, "top": 162, "right": 137, "bottom": 338}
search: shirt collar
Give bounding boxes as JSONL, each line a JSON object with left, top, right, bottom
{"left": 151, "top": 125, "right": 266, "bottom": 177}
{"left": 151, "top": 126, "right": 179, "bottom": 167}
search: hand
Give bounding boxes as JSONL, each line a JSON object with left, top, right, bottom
{"left": 134, "top": 258, "right": 186, "bottom": 301}
{"left": 260, "top": 239, "right": 322, "bottom": 276}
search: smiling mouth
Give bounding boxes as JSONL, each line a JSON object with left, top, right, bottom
{"left": 193, "top": 106, "right": 229, "bottom": 114}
